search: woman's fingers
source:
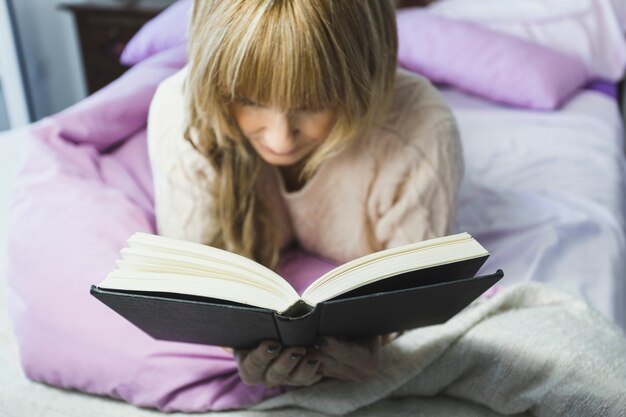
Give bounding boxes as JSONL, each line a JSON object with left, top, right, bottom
{"left": 264, "top": 347, "right": 307, "bottom": 387}
{"left": 316, "top": 336, "right": 381, "bottom": 370}
{"left": 236, "top": 337, "right": 383, "bottom": 387}
{"left": 236, "top": 341, "right": 324, "bottom": 387}
{"left": 287, "top": 356, "right": 323, "bottom": 386}
{"left": 314, "top": 336, "right": 382, "bottom": 381}
{"left": 235, "top": 340, "right": 282, "bottom": 385}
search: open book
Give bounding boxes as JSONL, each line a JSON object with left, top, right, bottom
{"left": 91, "top": 232, "right": 503, "bottom": 349}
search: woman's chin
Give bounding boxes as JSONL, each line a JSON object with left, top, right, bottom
{"left": 258, "top": 149, "right": 307, "bottom": 167}
{"left": 261, "top": 154, "right": 301, "bottom": 166}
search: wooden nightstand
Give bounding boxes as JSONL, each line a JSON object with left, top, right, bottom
{"left": 395, "top": 0, "right": 436, "bottom": 7}
{"left": 60, "top": 0, "right": 176, "bottom": 94}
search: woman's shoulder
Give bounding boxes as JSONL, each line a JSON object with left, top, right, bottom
{"left": 386, "top": 69, "right": 457, "bottom": 140}
{"left": 149, "top": 66, "right": 188, "bottom": 119}
{"left": 147, "top": 65, "right": 212, "bottom": 181}
{"left": 359, "top": 69, "right": 459, "bottom": 159}
{"left": 147, "top": 66, "right": 188, "bottom": 149}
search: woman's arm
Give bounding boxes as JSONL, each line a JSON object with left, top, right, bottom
{"left": 368, "top": 117, "right": 464, "bottom": 249}
{"left": 147, "top": 69, "right": 216, "bottom": 243}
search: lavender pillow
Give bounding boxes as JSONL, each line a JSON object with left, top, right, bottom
{"left": 120, "top": 0, "right": 191, "bottom": 66}
{"left": 397, "top": 9, "right": 589, "bottom": 110}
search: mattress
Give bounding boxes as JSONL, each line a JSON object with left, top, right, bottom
{"left": 442, "top": 87, "right": 626, "bottom": 328}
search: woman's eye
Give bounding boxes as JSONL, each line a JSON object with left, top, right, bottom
{"left": 293, "top": 107, "right": 323, "bottom": 115}
{"left": 235, "top": 97, "right": 257, "bottom": 106}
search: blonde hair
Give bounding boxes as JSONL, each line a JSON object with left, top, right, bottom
{"left": 185, "top": 0, "right": 398, "bottom": 270}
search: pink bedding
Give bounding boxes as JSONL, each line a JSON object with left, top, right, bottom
{"left": 6, "top": 43, "right": 338, "bottom": 412}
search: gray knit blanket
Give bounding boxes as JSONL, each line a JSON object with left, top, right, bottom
{"left": 241, "top": 283, "right": 626, "bottom": 417}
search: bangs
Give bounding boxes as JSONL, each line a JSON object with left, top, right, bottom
{"left": 217, "top": 1, "right": 343, "bottom": 111}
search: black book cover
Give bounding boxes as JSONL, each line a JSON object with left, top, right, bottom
{"left": 91, "top": 256, "right": 503, "bottom": 349}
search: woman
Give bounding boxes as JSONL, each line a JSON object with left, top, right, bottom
{"left": 147, "top": 0, "right": 463, "bottom": 388}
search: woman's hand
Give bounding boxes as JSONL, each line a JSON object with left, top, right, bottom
{"left": 309, "top": 336, "right": 383, "bottom": 382}
{"left": 234, "top": 334, "right": 399, "bottom": 387}
{"left": 235, "top": 340, "right": 323, "bottom": 387}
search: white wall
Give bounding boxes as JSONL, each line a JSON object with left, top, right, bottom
{"left": 0, "top": 0, "right": 29, "bottom": 128}
{"left": 10, "top": 0, "right": 87, "bottom": 121}
{"left": 0, "top": 86, "right": 9, "bottom": 131}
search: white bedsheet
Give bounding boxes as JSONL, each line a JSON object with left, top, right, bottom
{"left": 444, "top": 87, "right": 626, "bottom": 328}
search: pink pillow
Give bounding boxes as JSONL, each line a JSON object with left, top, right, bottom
{"left": 396, "top": 9, "right": 589, "bottom": 110}
{"left": 120, "top": 0, "right": 191, "bottom": 66}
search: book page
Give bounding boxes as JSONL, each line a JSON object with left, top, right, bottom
{"left": 118, "top": 247, "right": 289, "bottom": 291}
{"left": 301, "top": 233, "right": 488, "bottom": 305}
{"left": 96, "top": 233, "right": 301, "bottom": 312}
{"left": 99, "top": 269, "right": 295, "bottom": 312}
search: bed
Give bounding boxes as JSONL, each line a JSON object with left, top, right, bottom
{"left": 1, "top": 0, "right": 626, "bottom": 415}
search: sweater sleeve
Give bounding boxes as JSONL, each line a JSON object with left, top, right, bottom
{"left": 147, "top": 69, "right": 216, "bottom": 243}
{"left": 367, "top": 118, "right": 464, "bottom": 250}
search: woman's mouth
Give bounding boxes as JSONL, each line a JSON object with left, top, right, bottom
{"left": 260, "top": 142, "right": 298, "bottom": 157}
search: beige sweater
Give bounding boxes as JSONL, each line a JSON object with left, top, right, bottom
{"left": 147, "top": 67, "right": 463, "bottom": 264}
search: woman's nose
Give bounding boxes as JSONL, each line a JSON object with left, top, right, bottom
{"left": 264, "top": 110, "right": 297, "bottom": 154}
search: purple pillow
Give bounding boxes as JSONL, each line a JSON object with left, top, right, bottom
{"left": 120, "top": 0, "right": 192, "bottom": 66}
{"left": 396, "top": 9, "right": 590, "bottom": 110}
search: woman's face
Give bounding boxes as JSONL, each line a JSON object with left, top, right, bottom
{"left": 230, "top": 98, "right": 337, "bottom": 167}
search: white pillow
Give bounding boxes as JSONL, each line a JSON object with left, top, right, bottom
{"left": 427, "top": 0, "right": 626, "bottom": 81}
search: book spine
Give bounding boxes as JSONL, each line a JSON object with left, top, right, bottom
{"left": 273, "top": 303, "right": 320, "bottom": 347}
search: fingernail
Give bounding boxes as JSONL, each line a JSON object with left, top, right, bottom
{"left": 314, "top": 338, "right": 327, "bottom": 350}
{"left": 306, "top": 359, "right": 319, "bottom": 368}
{"left": 267, "top": 344, "right": 281, "bottom": 354}
{"left": 290, "top": 352, "right": 304, "bottom": 361}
